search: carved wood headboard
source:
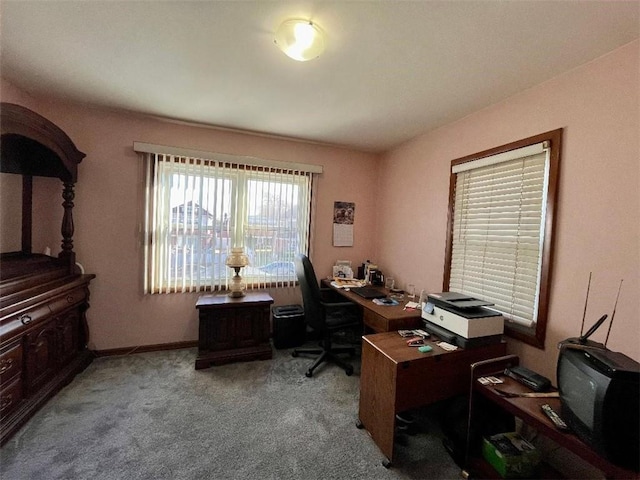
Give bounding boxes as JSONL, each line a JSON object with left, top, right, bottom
{"left": 0, "top": 103, "right": 86, "bottom": 278}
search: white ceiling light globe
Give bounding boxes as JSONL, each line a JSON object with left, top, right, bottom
{"left": 274, "top": 19, "right": 325, "bottom": 62}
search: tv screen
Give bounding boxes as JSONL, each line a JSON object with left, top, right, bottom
{"left": 557, "top": 345, "right": 640, "bottom": 472}
{"left": 558, "top": 352, "right": 603, "bottom": 431}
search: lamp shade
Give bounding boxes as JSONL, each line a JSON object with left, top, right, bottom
{"left": 274, "top": 19, "right": 325, "bottom": 61}
{"left": 225, "top": 247, "right": 249, "bottom": 268}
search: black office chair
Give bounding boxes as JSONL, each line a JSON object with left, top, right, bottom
{"left": 292, "top": 254, "right": 361, "bottom": 377}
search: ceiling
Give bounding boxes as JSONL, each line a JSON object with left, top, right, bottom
{"left": 1, "top": 1, "right": 638, "bottom": 153}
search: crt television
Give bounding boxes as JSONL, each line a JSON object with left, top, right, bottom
{"left": 557, "top": 341, "right": 640, "bottom": 472}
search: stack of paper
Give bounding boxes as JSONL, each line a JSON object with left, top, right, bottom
{"left": 331, "top": 279, "right": 365, "bottom": 289}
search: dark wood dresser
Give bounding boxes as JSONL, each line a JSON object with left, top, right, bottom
{"left": 195, "top": 292, "right": 273, "bottom": 369}
{"left": 0, "top": 103, "right": 95, "bottom": 445}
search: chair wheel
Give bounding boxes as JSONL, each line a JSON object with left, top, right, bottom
{"left": 356, "top": 419, "right": 364, "bottom": 429}
{"left": 305, "top": 370, "right": 313, "bottom": 378}
{"left": 291, "top": 351, "right": 299, "bottom": 357}
{"left": 345, "top": 366, "right": 354, "bottom": 376}
{"left": 382, "top": 459, "right": 392, "bottom": 469}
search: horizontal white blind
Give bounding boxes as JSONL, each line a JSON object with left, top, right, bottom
{"left": 449, "top": 148, "right": 550, "bottom": 327}
{"left": 143, "top": 152, "right": 312, "bottom": 294}
{"left": 452, "top": 142, "right": 547, "bottom": 174}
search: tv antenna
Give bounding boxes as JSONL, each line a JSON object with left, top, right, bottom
{"left": 604, "top": 279, "right": 623, "bottom": 348}
{"left": 576, "top": 274, "right": 624, "bottom": 346}
{"left": 579, "top": 272, "right": 592, "bottom": 338}
{"left": 579, "top": 314, "right": 607, "bottom": 344}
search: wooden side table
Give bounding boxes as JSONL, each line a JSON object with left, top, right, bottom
{"left": 195, "top": 292, "right": 273, "bottom": 369}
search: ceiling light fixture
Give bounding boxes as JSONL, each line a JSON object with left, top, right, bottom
{"left": 274, "top": 19, "right": 325, "bottom": 62}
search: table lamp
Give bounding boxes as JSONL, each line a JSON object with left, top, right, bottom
{"left": 225, "top": 247, "right": 249, "bottom": 297}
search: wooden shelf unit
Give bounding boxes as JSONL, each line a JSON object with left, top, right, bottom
{"left": 465, "top": 355, "right": 639, "bottom": 480}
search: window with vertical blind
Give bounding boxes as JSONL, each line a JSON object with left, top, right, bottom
{"left": 444, "top": 129, "right": 562, "bottom": 348}
{"left": 135, "top": 143, "right": 321, "bottom": 294}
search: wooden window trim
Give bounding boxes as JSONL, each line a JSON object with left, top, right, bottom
{"left": 443, "top": 128, "right": 562, "bottom": 348}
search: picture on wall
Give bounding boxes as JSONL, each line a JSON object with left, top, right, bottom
{"left": 333, "top": 201, "right": 355, "bottom": 247}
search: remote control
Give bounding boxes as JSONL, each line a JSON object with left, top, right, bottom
{"left": 541, "top": 404, "right": 569, "bottom": 430}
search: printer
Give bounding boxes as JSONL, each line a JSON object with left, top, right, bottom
{"left": 421, "top": 292, "right": 504, "bottom": 348}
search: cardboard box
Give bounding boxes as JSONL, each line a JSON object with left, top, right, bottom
{"left": 482, "top": 432, "right": 541, "bottom": 478}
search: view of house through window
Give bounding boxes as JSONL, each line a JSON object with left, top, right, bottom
{"left": 142, "top": 151, "right": 313, "bottom": 294}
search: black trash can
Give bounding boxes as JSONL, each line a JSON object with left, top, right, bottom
{"left": 272, "top": 305, "right": 306, "bottom": 349}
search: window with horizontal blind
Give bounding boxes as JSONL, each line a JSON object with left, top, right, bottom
{"left": 444, "top": 129, "right": 562, "bottom": 348}
{"left": 135, "top": 143, "right": 321, "bottom": 294}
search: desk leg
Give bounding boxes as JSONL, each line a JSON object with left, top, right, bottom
{"left": 359, "top": 340, "right": 397, "bottom": 466}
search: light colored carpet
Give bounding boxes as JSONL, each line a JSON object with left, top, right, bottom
{"left": 0, "top": 344, "right": 462, "bottom": 479}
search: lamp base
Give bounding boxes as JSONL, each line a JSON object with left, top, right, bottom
{"left": 228, "top": 269, "right": 246, "bottom": 298}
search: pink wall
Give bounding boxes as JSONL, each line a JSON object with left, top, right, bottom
{"left": 377, "top": 41, "right": 640, "bottom": 379}
{"left": 2, "top": 41, "right": 637, "bottom": 368}
{"left": 1, "top": 79, "right": 379, "bottom": 350}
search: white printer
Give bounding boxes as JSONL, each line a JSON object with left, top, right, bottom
{"left": 421, "top": 292, "right": 504, "bottom": 348}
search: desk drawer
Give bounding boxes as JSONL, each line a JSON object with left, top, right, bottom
{"left": 363, "top": 309, "right": 421, "bottom": 333}
{"left": 363, "top": 309, "right": 389, "bottom": 333}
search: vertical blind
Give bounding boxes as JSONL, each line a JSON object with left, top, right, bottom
{"left": 449, "top": 142, "right": 550, "bottom": 327}
{"left": 141, "top": 150, "right": 315, "bottom": 294}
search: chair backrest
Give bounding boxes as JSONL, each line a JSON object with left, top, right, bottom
{"left": 295, "top": 254, "right": 326, "bottom": 332}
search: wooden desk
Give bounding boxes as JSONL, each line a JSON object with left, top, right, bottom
{"left": 466, "top": 366, "right": 639, "bottom": 479}
{"left": 358, "top": 332, "right": 507, "bottom": 466}
{"left": 195, "top": 292, "right": 273, "bottom": 369}
{"left": 322, "top": 280, "right": 422, "bottom": 333}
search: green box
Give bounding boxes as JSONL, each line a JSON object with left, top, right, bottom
{"left": 482, "top": 432, "right": 541, "bottom": 479}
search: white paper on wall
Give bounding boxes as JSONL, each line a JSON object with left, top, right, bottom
{"left": 333, "top": 201, "right": 354, "bottom": 247}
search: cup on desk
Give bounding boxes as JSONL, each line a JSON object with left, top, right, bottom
{"left": 407, "top": 284, "right": 416, "bottom": 300}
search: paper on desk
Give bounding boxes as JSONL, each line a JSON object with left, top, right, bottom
{"left": 331, "top": 279, "right": 365, "bottom": 289}
{"left": 404, "top": 301, "right": 420, "bottom": 309}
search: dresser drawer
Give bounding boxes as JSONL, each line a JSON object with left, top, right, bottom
{"left": 48, "top": 286, "right": 87, "bottom": 316}
{"left": 0, "top": 375, "right": 23, "bottom": 420}
{"left": 0, "top": 341, "right": 23, "bottom": 384}
{"left": 0, "top": 303, "right": 51, "bottom": 339}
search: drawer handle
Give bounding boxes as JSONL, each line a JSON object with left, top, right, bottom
{"left": 19, "top": 314, "right": 32, "bottom": 325}
{"left": 67, "top": 295, "right": 75, "bottom": 303}
{"left": 0, "top": 359, "right": 13, "bottom": 374}
{"left": 0, "top": 394, "right": 12, "bottom": 411}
